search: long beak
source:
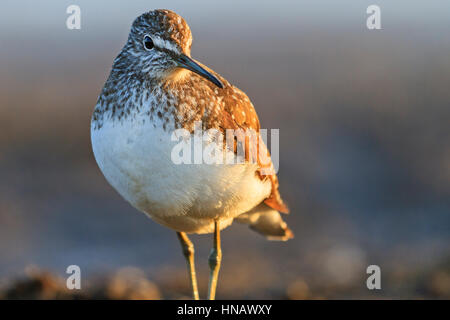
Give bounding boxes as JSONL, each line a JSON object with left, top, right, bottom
{"left": 176, "top": 54, "right": 223, "bottom": 88}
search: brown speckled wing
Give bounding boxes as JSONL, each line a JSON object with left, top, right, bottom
{"left": 201, "top": 71, "right": 289, "bottom": 214}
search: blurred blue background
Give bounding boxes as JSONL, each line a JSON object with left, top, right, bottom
{"left": 0, "top": 1, "right": 449, "bottom": 298}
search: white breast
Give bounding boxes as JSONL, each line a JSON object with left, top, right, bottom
{"left": 91, "top": 111, "right": 271, "bottom": 234}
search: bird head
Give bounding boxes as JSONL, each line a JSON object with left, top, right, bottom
{"left": 115, "top": 9, "right": 223, "bottom": 88}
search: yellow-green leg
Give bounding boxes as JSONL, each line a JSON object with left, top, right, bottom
{"left": 207, "top": 220, "right": 222, "bottom": 300}
{"left": 176, "top": 232, "right": 199, "bottom": 300}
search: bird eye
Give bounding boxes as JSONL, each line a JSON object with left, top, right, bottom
{"left": 143, "top": 35, "right": 154, "bottom": 50}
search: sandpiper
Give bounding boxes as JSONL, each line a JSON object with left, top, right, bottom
{"left": 91, "top": 9, "right": 293, "bottom": 300}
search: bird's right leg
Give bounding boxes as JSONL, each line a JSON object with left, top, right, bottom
{"left": 176, "top": 232, "right": 199, "bottom": 300}
{"left": 207, "top": 220, "right": 222, "bottom": 300}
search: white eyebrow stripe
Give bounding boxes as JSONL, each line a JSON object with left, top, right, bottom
{"left": 151, "top": 35, "right": 181, "bottom": 54}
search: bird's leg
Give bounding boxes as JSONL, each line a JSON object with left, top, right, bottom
{"left": 207, "top": 220, "right": 222, "bottom": 300}
{"left": 176, "top": 232, "right": 199, "bottom": 300}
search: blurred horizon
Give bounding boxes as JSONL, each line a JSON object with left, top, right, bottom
{"left": 0, "top": 1, "right": 449, "bottom": 299}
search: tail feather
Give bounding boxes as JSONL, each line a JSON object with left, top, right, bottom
{"left": 235, "top": 203, "right": 294, "bottom": 241}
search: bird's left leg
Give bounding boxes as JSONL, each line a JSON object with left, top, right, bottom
{"left": 176, "top": 232, "right": 199, "bottom": 300}
{"left": 207, "top": 220, "right": 222, "bottom": 300}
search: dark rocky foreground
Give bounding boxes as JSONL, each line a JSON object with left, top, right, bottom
{"left": 1, "top": 262, "right": 449, "bottom": 300}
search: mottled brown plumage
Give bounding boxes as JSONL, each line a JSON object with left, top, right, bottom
{"left": 93, "top": 9, "right": 288, "bottom": 214}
